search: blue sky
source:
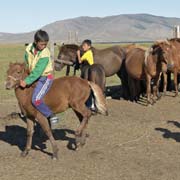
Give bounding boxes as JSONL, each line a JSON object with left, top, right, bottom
{"left": 0, "top": 0, "right": 180, "bottom": 33}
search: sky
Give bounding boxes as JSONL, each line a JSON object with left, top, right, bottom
{"left": 0, "top": 0, "right": 180, "bottom": 33}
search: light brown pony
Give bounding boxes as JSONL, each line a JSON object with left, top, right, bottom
{"left": 125, "top": 46, "right": 168, "bottom": 105}
{"left": 5, "top": 62, "right": 108, "bottom": 159}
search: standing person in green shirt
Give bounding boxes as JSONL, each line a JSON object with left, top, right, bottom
{"left": 20, "top": 29, "right": 59, "bottom": 127}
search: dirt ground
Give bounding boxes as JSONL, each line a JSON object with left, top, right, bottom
{"left": 0, "top": 92, "right": 180, "bottom": 180}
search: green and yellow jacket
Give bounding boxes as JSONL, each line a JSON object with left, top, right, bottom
{"left": 24, "top": 43, "right": 53, "bottom": 85}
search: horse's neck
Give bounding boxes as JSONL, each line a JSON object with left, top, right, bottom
{"left": 15, "top": 71, "right": 32, "bottom": 104}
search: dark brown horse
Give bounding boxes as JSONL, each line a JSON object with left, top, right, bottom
{"left": 54, "top": 44, "right": 129, "bottom": 98}
{"left": 80, "top": 61, "right": 106, "bottom": 93}
{"left": 125, "top": 46, "right": 168, "bottom": 105}
{"left": 5, "top": 62, "right": 108, "bottom": 159}
{"left": 55, "top": 44, "right": 126, "bottom": 77}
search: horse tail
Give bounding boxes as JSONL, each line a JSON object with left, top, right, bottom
{"left": 88, "top": 81, "right": 108, "bottom": 116}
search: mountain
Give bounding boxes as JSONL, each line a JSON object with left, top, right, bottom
{"left": 0, "top": 14, "right": 180, "bottom": 43}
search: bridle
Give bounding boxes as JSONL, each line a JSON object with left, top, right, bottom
{"left": 8, "top": 75, "right": 20, "bottom": 82}
{"left": 7, "top": 75, "right": 21, "bottom": 89}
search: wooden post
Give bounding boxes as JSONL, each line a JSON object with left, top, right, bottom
{"left": 174, "top": 25, "right": 180, "bottom": 38}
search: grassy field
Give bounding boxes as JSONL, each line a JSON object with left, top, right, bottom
{"left": 0, "top": 43, "right": 151, "bottom": 102}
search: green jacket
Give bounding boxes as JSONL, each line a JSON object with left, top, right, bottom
{"left": 24, "top": 43, "right": 53, "bottom": 85}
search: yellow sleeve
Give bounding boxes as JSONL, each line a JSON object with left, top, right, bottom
{"left": 40, "top": 47, "right": 51, "bottom": 59}
{"left": 81, "top": 50, "right": 94, "bottom": 65}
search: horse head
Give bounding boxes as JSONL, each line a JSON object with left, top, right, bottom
{"left": 153, "top": 40, "right": 175, "bottom": 71}
{"left": 5, "top": 62, "right": 27, "bottom": 89}
{"left": 55, "top": 44, "right": 80, "bottom": 71}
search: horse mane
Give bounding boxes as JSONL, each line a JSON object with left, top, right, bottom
{"left": 144, "top": 47, "right": 153, "bottom": 66}
{"left": 168, "top": 38, "right": 180, "bottom": 43}
{"left": 61, "top": 44, "right": 79, "bottom": 51}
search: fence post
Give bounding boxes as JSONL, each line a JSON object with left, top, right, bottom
{"left": 174, "top": 25, "right": 180, "bottom": 38}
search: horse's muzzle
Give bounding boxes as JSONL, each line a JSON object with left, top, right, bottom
{"left": 5, "top": 81, "right": 13, "bottom": 90}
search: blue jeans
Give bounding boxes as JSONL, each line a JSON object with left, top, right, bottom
{"left": 32, "top": 75, "right": 53, "bottom": 118}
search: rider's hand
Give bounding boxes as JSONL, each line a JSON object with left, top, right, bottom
{"left": 77, "top": 50, "right": 81, "bottom": 56}
{"left": 77, "top": 50, "right": 81, "bottom": 64}
{"left": 20, "top": 80, "right": 27, "bottom": 88}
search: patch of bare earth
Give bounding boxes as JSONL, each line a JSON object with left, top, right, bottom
{"left": 0, "top": 93, "right": 180, "bottom": 180}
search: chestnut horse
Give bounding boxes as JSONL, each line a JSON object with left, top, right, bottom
{"left": 161, "top": 38, "right": 180, "bottom": 96}
{"left": 125, "top": 46, "right": 168, "bottom": 105}
{"left": 5, "top": 63, "right": 108, "bottom": 159}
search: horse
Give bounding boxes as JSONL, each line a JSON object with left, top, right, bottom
{"left": 54, "top": 44, "right": 128, "bottom": 98}
{"left": 160, "top": 38, "right": 180, "bottom": 96}
{"left": 80, "top": 61, "right": 106, "bottom": 93}
{"left": 125, "top": 45, "right": 168, "bottom": 105}
{"left": 5, "top": 62, "right": 108, "bottom": 159}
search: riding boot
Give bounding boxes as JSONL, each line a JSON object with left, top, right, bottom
{"left": 48, "top": 114, "right": 59, "bottom": 130}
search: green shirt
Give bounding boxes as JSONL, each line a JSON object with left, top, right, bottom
{"left": 24, "top": 43, "right": 53, "bottom": 85}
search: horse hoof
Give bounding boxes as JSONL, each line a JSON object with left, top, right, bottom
{"left": 86, "top": 133, "right": 90, "bottom": 138}
{"left": 52, "top": 155, "right": 58, "bottom": 160}
{"left": 79, "top": 137, "right": 86, "bottom": 146}
{"left": 147, "top": 104, "right": 152, "bottom": 107}
{"left": 52, "top": 146, "right": 59, "bottom": 160}
{"left": 21, "top": 150, "right": 29, "bottom": 157}
{"left": 157, "top": 94, "right": 162, "bottom": 100}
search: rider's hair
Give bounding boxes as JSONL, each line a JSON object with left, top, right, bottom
{"left": 34, "top": 29, "right": 49, "bottom": 42}
{"left": 82, "top": 39, "right": 92, "bottom": 46}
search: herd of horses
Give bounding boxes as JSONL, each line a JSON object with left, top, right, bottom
{"left": 5, "top": 38, "right": 180, "bottom": 160}
{"left": 55, "top": 38, "right": 180, "bottom": 105}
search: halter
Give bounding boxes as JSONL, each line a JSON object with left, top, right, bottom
{"left": 8, "top": 75, "right": 19, "bottom": 82}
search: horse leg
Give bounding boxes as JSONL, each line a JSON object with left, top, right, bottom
{"left": 128, "top": 76, "right": 136, "bottom": 102}
{"left": 21, "top": 118, "right": 34, "bottom": 157}
{"left": 72, "top": 104, "right": 91, "bottom": 148}
{"left": 66, "top": 66, "right": 70, "bottom": 76}
{"left": 146, "top": 74, "right": 153, "bottom": 105}
{"left": 174, "top": 70, "right": 178, "bottom": 97}
{"left": 73, "top": 66, "right": 76, "bottom": 76}
{"left": 152, "top": 74, "right": 161, "bottom": 102}
{"left": 117, "top": 70, "right": 130, "bottom": 100}
{"left": 36, "top": 113, "right": 59, "bottom": 159}
{"left": 162, "top": 72, "right": 167, "bottom": 96}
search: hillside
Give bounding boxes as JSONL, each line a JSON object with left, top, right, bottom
{"left": 0, "top": 14, "right": 179, "bottom": 43}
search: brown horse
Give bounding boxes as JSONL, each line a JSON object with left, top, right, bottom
{"left": 55, "top": 44, "right": 126, "bottom": 77}
{"left": 5, "top": 62, "right": 108, "bottom": 159}
{"left": 54, "top": 44, "right": 129, "bottom": 98}
{"left": 161, "top": 38, "right": 180, "bottom": 96}
{"left": 125, "top": 46, "right": 168, "bottom": 105}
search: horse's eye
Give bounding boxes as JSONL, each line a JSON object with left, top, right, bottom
{"left": 17, "top": 71, "right": 21, "bottom": 74}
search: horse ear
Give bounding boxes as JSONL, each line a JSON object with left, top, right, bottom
{"left": 18, "top": 62, "right": 25, "bottom": 70}
{"left": 9, "top": 62, "right": 13, "bottom": 67}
